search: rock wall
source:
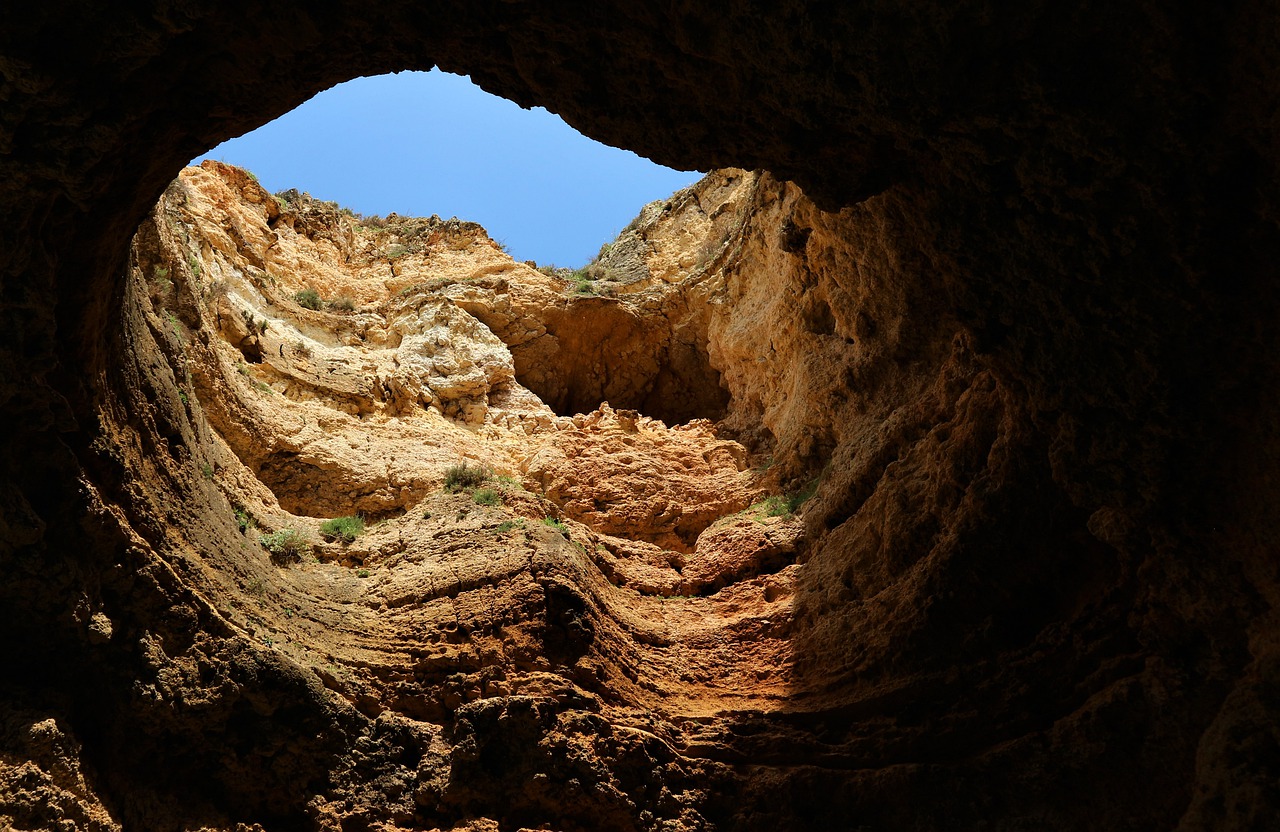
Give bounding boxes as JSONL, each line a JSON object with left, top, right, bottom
{"left": 3, "top": 3, "right": 1280, "bottom": 831}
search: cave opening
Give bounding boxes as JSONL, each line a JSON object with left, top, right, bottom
{"left": 190, "top": 69, "right": 730, "bottom": 427}
{"left": 7, "top": 4, "right": 1276, "bottom": 830}
{"left": 195, "top": 69, "right": 701, "bottom": 269}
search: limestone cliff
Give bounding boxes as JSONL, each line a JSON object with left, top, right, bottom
{"left": 40, "top": 160, "right": 811, "bottom": 830}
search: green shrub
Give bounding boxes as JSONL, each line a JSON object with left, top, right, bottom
{"left": 242, "top": 309, "right": 268, "bottom": 333}
{"left": 259, "top": 528, "right": 303, "bottom": 559}
{"left": 152, "top": 265, "right": 173, "bottom": 291}
{"left": 788, "top": 478, "right": 819, "bottom": 511}
{"left": 493, "top": 519, "right": 523, "bottom": 533}
{"left": 568, "top": 263, "right": 621, "bottom": 296}
{"left": 166, "top": 312, "right": 184, "bottom": 344}
{"left": 472, "top": 488, "right": 500, "bottom": 506}
{"left": 235, "top": 508, "right": 254, "bottom": 534}
{"left": 758, "top": 495, "right": 791, "bottom": 517}
{"left": 329, "top": 296, "right": 356, "bottom": 312}
{"left": 320, "top": 515, "right": 364, "bottom": 543}
{"left": 294, "top": 289, "right": 323, "bottom": 310}
{"left": 444, "top": 462, "right": 490, "bottom": 492}
{"left": 750, "top": 479, "right": 820, "bottom": 520}
{"left": 543, "top": 517, "right": 569, "bottom": 537}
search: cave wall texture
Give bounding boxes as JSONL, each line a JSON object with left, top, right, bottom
{"left": 3, "top": 2, "right": 1280, "bottom": 830}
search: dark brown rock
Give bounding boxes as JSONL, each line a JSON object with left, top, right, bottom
{"left": 3, "top": 2, "right": 1280, "bottom": 831}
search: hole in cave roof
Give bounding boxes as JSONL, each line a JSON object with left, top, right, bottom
{"left": 194, "top": 69, "right": 702, "bottom": 269}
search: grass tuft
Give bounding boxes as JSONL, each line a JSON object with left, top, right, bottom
{"left": 259, "top": 528, "right": 304, "bottom": 560}
{"left": 444, "top": 462, "right": 490, "bottom": 492}
{"left": 320, "top": 515, "right": 364, "bottom": 543}
{"left": 294, "top": 289, "right": 323, "bottom": 310}
{"left": 749, "top": 479, "right": 820, "bottom": 520}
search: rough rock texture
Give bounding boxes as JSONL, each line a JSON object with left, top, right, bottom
{"left": 60, "top": 162, "right": 795, "bottom": 831}
{"left": 3, "top": 3, "right": 1280, "bottom": 831}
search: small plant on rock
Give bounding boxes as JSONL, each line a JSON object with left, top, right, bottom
{"left": 320, "top": 515, "right": 364, "bottom": 544}
{"left": 294, "top": 289, "right": 323, "bottom": 310}
{"left": 235, "top": 507, "right": 254, "bottom": 534}
{"left": 166, "top": 312, "right": 185, "bottom": 344}
{"left": 756, "top": 495, "right": 791, "bottom": 518}
{"left": 329, "top": 296, "right": 356, "bottom": 312}
{"left": 241, "top": 308, "right": 269, "bottom": 334}
{"left": 543, "top": 517, "right": 569, "bottom": 537}
{"left": 259, "top": 528, "right": 304, "bottom": 561}
{"left": 569, "top": 269, "right": 598, "bottom": 295}
{"left": 444, "top": 462, "right": 490, "bottom": 493}
{"left": 152, "top": 265, "right": 173, "bottom": 292}
{"left": 749, "top": 479, "right": 821, "bottom": 521}
{"left": 472, "top": 488, "right": 500, "bottom": 506}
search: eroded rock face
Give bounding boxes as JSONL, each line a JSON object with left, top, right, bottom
{"left": 83, "top": 161, "right": 801, "bottom": 831}
{"left": 3, "top": 4, "right": 1280, "bottom": 831}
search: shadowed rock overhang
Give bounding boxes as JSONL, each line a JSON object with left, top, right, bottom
{"left": 2, "top": 3, "right": 1280, "bottom": 831}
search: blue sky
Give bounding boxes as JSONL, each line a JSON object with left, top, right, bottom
{"left": 195, "top": 70, "right": 702, "bottom": 267}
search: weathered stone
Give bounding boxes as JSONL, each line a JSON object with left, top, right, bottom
{"left": 2, "top": 3, "right": 1279, "bottom": 830}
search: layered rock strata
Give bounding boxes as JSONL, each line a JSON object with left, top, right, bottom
{"left": 3, "top": 3, "right": 1280, "bottom": 831}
